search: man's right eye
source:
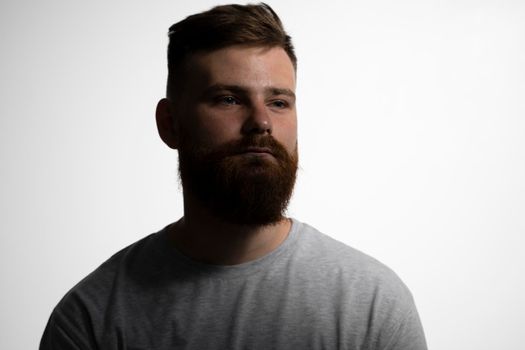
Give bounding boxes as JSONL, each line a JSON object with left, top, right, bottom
{"left": 216, "top": 96, "right": 239, "bottom": 105}
{"left": 218, "top": 96, "right": 239, "bottom": 105}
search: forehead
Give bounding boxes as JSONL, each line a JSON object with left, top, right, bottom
{"left": 182, "top": 45, "right": 296, "bottom": 91}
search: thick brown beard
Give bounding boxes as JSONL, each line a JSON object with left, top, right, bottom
{"left": 178, "top": 135, "right": 298, "bottom": 226}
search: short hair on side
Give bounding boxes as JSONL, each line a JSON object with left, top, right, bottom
{"left": 165, "top": 2, "right": 297, "bottom": 99}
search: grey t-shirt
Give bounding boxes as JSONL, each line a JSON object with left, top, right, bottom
{"left": 41, "top": 218, "right": 427, "bottom": 350}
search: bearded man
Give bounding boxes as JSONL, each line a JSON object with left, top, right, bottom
{"left": 40, "top": 3, "right": 427, "bottom": 349}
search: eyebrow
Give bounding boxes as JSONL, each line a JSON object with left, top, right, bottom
{"left": 204, "top": 84, "right": 296, "bottom": 101}
{"left": 269, "top": 87, "right": 296, "bottom": 101}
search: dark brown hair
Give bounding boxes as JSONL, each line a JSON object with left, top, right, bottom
{"left": 166, "top": 3, "right": 296, "bottom": 98}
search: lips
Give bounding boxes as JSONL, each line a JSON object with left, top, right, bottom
{"left": 238, "top": 147, "right": 274, "bottom": 155}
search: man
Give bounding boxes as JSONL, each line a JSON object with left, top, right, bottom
{"left": 41, "top": 3, "right": 427, "bottom": 349}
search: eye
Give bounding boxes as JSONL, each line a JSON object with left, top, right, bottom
{"left": 216, "top": 95, "right": 240, "bottom": 105}
{"left": 269, "top": 100, "right": 288, "bottom": 109}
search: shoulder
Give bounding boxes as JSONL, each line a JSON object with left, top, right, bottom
{"left": 41, "top": 228, "right": 169, "bottom": 347}
{"left": 291, "top": 218, "right": 415, "bottom": 306}
{"left": 70, "top": 229, "right": 163, "bottom": 297}
{"left": 293, "top": 219, "right": 403, "bottom": 275}
{"left": 290, "top": 219, "right": 426, "bottom": 349}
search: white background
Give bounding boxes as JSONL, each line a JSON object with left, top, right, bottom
{"left": 1, "top": 0, "right": 524, "bottom": 349}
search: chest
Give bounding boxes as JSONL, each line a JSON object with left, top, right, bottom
{"left": 98, "top": 271, "right": 368, "bottom": 349}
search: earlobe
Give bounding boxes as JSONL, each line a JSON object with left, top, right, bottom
{"left": 155, "top": 98, "right": 179, "bottom": 149}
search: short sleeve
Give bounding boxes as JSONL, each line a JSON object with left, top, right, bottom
{"left": 383, "top": 305, "right": 427, "bottom": 350}
{"left": 40, "top": 300, "right": 98, "bottom": 350}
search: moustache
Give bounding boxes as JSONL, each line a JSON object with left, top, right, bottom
{"left": 201, "top": 136, "right": 292, "bottom": 163}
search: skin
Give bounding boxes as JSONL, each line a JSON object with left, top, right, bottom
{"left": 156, "top": 45, "right": 298, "bottom": 265}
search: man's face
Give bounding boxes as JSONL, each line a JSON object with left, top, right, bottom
{"left": 172, "top": 45, "right": 298, "bottom": 225}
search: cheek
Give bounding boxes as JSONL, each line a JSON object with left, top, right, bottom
{"left": 274, "top": 117, "right": 297, "bottom": 151}
{"left": 191, "top": 110, "right": 242, "bottom": 147}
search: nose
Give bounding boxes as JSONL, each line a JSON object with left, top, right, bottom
{"left": 241, "top": 101, "right": 272, "bottom": 135}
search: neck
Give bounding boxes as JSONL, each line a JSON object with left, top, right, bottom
{"left": 168, "top": 192, "right": 291, "bottom": 265}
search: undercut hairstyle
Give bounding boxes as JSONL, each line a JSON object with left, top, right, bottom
{"left": 166, "top": 2, "right": 296, "bottom": 98}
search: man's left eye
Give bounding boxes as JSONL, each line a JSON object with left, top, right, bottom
{"left": 270, "top": 100, "right": 287, "bottom": 108}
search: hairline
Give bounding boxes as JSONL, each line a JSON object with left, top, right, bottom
{"left": 167, "top": 43, "right": 297, "bottom": 100}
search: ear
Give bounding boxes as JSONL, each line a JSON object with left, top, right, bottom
{"left": 156, "top": 98, "right": 179, "bottom": 149}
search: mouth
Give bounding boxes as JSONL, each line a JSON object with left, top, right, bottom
{"left": 238, "top": 147, "right": 274, "bottom": 155}
{"left": 233, "top": 147, "right": 277, "bottom": 161}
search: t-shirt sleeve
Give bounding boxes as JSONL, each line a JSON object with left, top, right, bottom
{"left": 364, "top": 265, "right": 428, "bottom": 350}
{"left": 40, "top": 302, "right": 98, "bottom": 350}
{"left": 382, "top": 302, "right": 427, "bottom": 350}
